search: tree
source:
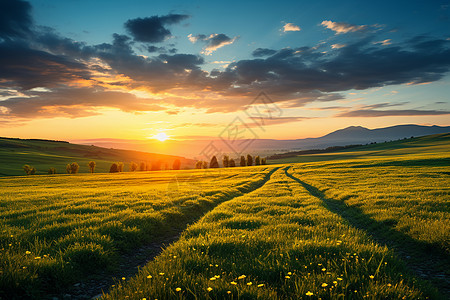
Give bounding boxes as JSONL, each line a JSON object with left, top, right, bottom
{"left": 240, "top": 156, "right": 246, "bottom": 167}
{"left": 173, "top": 159, "right": 181, "bottom": 170}
{"left": 210, "top": 156, "right": 219, "bottom": 168}
{"left": 247, "top": 154, "right": 253, "bottom": 166}
{"left": 139, "top": 162, "right": 146, "bottom": 171}
{"left": 202, "top": 161, "right": 208, "bottom": 169}
{"left": 88, "top": 161, "right": 96, "bottom": 173}
{"left": 229, "top": 158, "right": 236, "bottom": 167}
{"left": 255, "top": 156, "right": 260, "bottom": 166}
{"left": 261, "top": 158, "right": 267, "bottom": 165}
{"left": 117, "top": 162, "right": 124, "bottom": 172}
{"left": 151, "top": 160, "right": 162, "bottom": 171}
{"left": 130, "top": 161, "right": 138, "bottom": 172}
{"left": 69, "top": 162, "right": 79, "bottom": 174}
{"left": 110, "top": 163, "right": 119, "bottom": 173}
{"left": 196, "top": 161, "right": 203, "bottom": 169}
{"left": 23, "top": 165, "right": 32, "bottom": 175}
{"left": 29, "top": 167, "right": 36, "bottom": 175}
{"left": 48, "top": 167, "right": 56, "bottom": 174}
{"left": 222, "top": 155, "right": 229, "bottom": 168}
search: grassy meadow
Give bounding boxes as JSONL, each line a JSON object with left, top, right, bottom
{"left": 0, "top": 133, "right": 449, "bottom": 299}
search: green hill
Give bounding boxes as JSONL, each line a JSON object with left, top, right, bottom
{"left": 268, "top": 132, "right": 450, "bottom": 164}
{"left": 0, "top": 137, "right": 195, "bottom": 176}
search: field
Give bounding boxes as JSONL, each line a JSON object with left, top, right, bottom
{"left": 0, "top": 137, "right": 194, "bottom": 176}
{"left": 0, "top": 134, "right": 449, "bottom": 299}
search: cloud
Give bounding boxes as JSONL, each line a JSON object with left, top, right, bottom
{"left": 283, "top": 23, "right": 301, "bottom": 32}
{"left": 321, "top": 20, "right": 367, "bottom": 34}
{"left": 0, "top": 87, "right": 166, "bottom": 118}
{"left": 374, "top": 39, "right": 392, "bottom": 46}
{"left": 0, "top": 0, "right": 32, "bottom": 39}
{"left": 125, "top": 14, "right": 189, "bottom": 43}
{"left": 188, "top": 33, "right": 238, "bottom": 55}
{"left": 331, "top": 43, "right": 346, "bottom": 49}
{"left": 247, "top": 116, "right": 308, "bottom": 127}
{"left": 252, "top": 48, "right": 277, "bottom": 57}
{"left": 337, "top": 109, "right": 450, "bottom": 117}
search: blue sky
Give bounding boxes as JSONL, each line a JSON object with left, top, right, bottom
{"left": 0, "top": 0, "right": 449, "bottom": 141}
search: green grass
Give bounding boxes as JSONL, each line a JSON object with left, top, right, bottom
{"left": 1, "top": 133, "right": 449, "bottom": 299}
{"left": 0, "top": 167, "right": 275, "bottom": 298}
{"left": 268, "top": 133, "right": 450, "bottom": 164}
{"left": 0, "top": 137, "right": 194, "bottom": 176}
{"left": 105, "top": 167, "right": 437, "bottom": 299}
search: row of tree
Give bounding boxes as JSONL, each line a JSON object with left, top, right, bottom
{"left": 196, "top": 154, "right": 267, "bottom": 169}
{"left": 22, "top": 159, "right": 182, "bottom": 175}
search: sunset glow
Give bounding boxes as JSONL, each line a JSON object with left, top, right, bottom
{"left": 153, "top": 132, "right": 169, "bottom": 142}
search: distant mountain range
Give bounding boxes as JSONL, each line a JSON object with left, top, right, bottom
{"left": 72, "top": 124, "right": 450, "bottom": 158}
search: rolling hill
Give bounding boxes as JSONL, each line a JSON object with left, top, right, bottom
{"left": 0, "top": 137, "right": 195, "bottom": 176}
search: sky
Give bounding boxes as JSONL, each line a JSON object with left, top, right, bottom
{"left": 1, "top": 0, "right": 449, "bottom": 146}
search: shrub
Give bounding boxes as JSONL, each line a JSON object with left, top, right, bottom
{"left": 210, "top": 156, "right": 219, "bottom": 168}
{"left": 117, "top": 162, "right": 124, "bottom": 172}
{"left": 173, "top": 159, "right": 181, "bottom": 170}
{"left": 130, "top": 161, "right": 138, "bottom": 172}
{"left": 110, "top": 163, "right": 119, "bottom": 173}
{"left": 88, "top": 161, "right": 96, "bottom": 173}
{"left": 23, "top": 165, "right": 32, "bottom": 175}
{"left": 66, "top": 164, "right": 71, "bottom": 174}
{"left": 48, "top": 167, "right": 57, "bottom": 174}
{"left": 195, "top": 161, "right": 203, "bottom": 169}
{"left": 261, "top": 157, "right": 267, "bottom": 165}
{"left": 222, "top": 155, "right": 229, "bottom": 167}
{"left": 229, "top": 158, "right": 236, "bottom": 167}
{"left": 247, "top": 154, "right": 253, "bottom": 166}
{"left": 29, "top": 167, "right": 36, "bottom": 175}
{"left": 255, "top": 156, "right": 260, "bottom": 165}
{"left": 71, "top": 162, "right": 79, "bottom": 174}
{"left": 202, "top": 161, "right": 208, "bottom": 169}
{"left": 240, "top": 156, "right": 246, "bottom": 167}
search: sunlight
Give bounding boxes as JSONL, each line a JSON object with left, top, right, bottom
{"left": 154, "top": 132, "right": 169, "bottom": 141}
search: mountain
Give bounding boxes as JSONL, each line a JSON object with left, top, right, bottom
{"left": 73, "top": 124, "right": 450, "bottom": 158}
{"left": 300, "top": 124, "right": 450, "bottom": 149}
{"left": 0, "top": 137, "right": 195, "bottom": 176}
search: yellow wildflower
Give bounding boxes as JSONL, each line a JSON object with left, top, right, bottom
{"left": 257, "top": 284, "right": 264, "bottom": 287}
{"left": 207, "top": 287, "right": 212, "bottom": 292}
{"left": 306, "top": 291, "right": 313, "bottom": 296}
{"left": 210, "top": 277, "right": 216, "bottom": 281}
{"left": 369, "top": 275, "right": 374, "bottom": 279}
{"left": 175, "top": 288, "right": 181, "bottom": 292}
{"left": 285, "top": 276, "right": 290, "bottom": 279}
{"left": 25, "top": 251, "right": 31, "bottom": 255}
{"left": 227, "top": 291, "right": 231, "bottom": 294}
{"left": 321, "top": 283, "right": 328, "bottom": 287}
{"left": 122, "top": 277, "right": 126, "bottom": 280}
{"left": 337, "top": 277, "right": 343, "bottom": 281}
{"left": 247, "top": 282, "right": 252, "bottom": 286}
{"left": 34, "top": 256, "right": 41, "bottom": 260}
{"left": 238, "top": 275, "right": 246, "bottom": 280}
{"left": 231, "top": 281, "right": 237, "bottom": 285}
{"left": 147, "top": 275, "right": 152, "bottom": 279}
{"left": 322, "top": 268, "right": 326, "bottom": 272}
{"left": 159, "top": 273, "right": 164, "bottom": 276}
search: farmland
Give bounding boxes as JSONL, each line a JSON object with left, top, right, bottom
{"left": 0, "top": 133, "right": 449, "bottom": 299}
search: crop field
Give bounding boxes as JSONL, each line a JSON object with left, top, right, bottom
{"left": 0, "top": 134, "right": 449, "bottom": 299}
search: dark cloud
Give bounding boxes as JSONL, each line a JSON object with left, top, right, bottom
{"left": 188, "top": 33, "right": 237, "bottom": 54}
{"left": 0, "top": 40, "right": 92, "bottom": 90}
{"left": 252, "top": 48, "right": 277, "bottom": 57}
{"left": 337, "top": 109, "right": 450, "bottom": 117}
{"left": 125, "top": 14, "right": 189, "bottom": 43}
{"left": 0, "top": 0, "right": 32, "bottom": 39}
{"left": 0, "top": 87, "right": 166, "bottom": 118}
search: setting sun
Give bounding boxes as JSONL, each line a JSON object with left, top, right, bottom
{"left": 154, "top": 132, "right": 169, "bottom": 141}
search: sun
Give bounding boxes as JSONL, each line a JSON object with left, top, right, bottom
{"left": 154, "top": 132, "right": 169, "bottom": 141}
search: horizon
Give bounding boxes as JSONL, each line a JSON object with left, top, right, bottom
{"left": 1, "top": 0, "right": 450, "bottom": 157}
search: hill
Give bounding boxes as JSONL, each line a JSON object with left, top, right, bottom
{"left": 268, "top": 132, "right": 450, "bottom": 164}
{"left": 72, "top": 124, "right": 450, "bottom": 157}
{"left": 0, "top": 137, "right": 195, "bottom": 176}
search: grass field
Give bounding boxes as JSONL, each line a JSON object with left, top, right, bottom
{"left": 0, "top": 133, "right": 449, "bottom": 299}
{"left": 0, "top": 137, "right": 194, "bottom": 176}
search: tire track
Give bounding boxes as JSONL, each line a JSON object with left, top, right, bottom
{"left": 61, "top": 166, "right": 281, "bottom": 300}
{"left": 284, "top": 166, "right": 450, "bottom": 298}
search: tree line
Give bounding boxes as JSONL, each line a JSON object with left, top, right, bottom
{"left": 22, "top": 159, "right": 182, "bottom": 175}
{"left": 195, "top": 154, "right": 267, "bottom": 169}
